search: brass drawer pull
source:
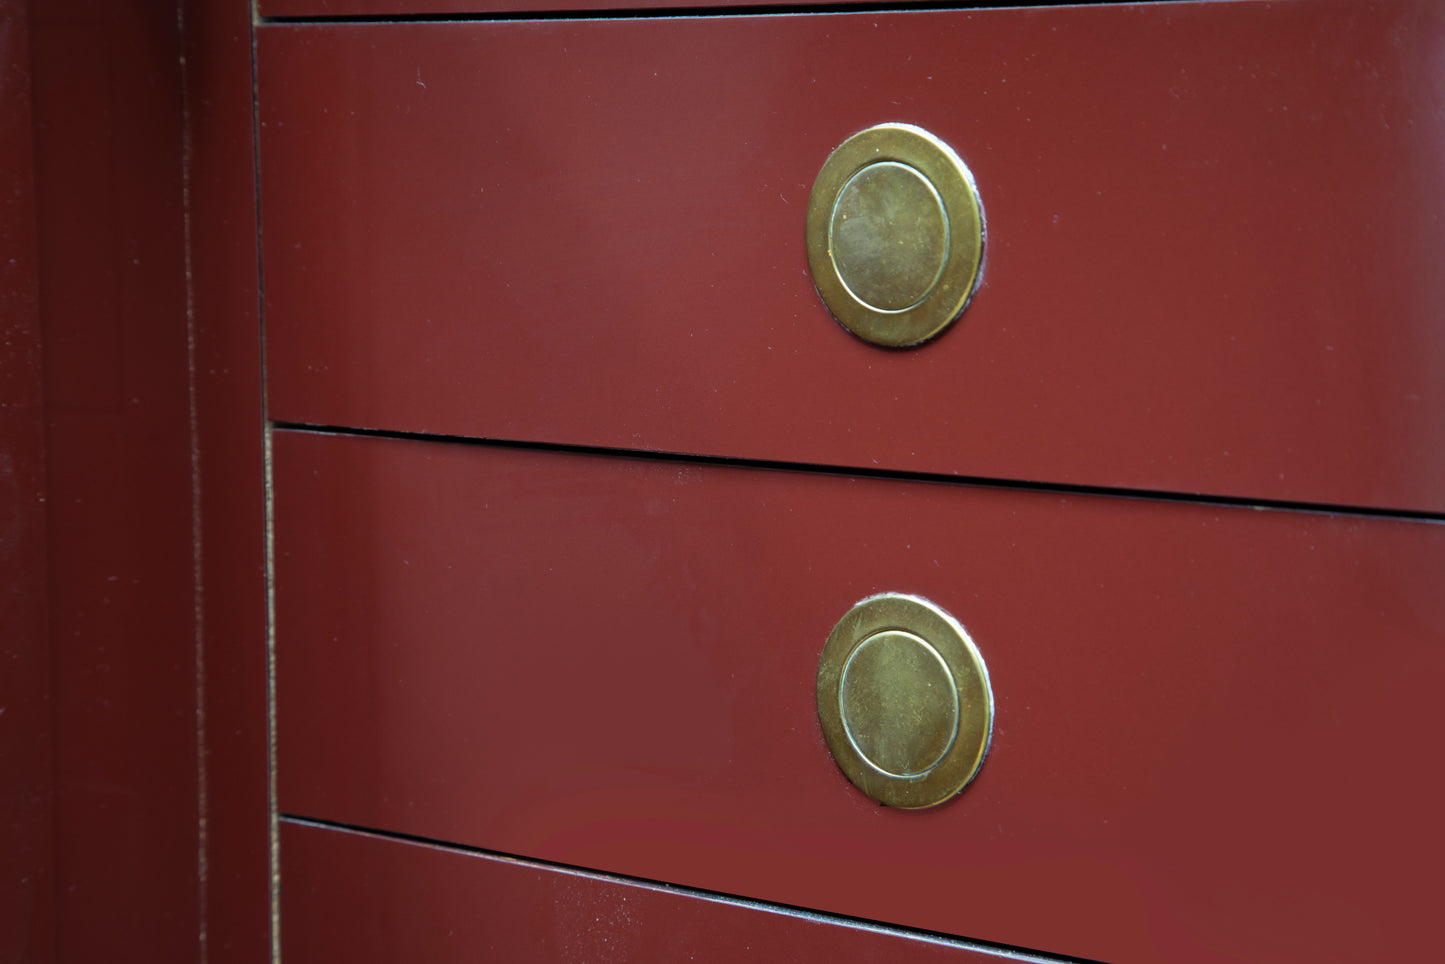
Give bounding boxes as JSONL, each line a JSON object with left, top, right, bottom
{"left": 805, "top": 124, "right": 984, "bottom": 348}
{"left": 816, "top": 593, "right": 993, "bottom": 808}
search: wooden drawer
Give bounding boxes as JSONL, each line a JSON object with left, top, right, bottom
{"left": 273, "top": 428, "right": 1445, "bottom": 964}
{"left": 281, "top": 820, "right": 1038, "bottom": 962}
{"left": 256, "top": 0, "right": 1445, "bottom": 514}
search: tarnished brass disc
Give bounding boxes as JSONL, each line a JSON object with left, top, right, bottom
{"left": 816, "top": 594, "right": 993, "bottom": 808}
{"left": 805, "top": 124, "right": 984, "bottom": 348}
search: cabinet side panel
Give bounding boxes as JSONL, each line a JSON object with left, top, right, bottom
{"left": 1, "top": 4, "right": 53, "bottom": 961}
{"left": 30, "top": 0, "right": 199, "bottom": 958}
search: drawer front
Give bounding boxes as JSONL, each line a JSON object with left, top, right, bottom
{"left": 257, "top": 1, "right": 1445, "bottom": 514}
{"left": 273, "top": 428, "right": 1445, "bottom": 964}
{"left": 281, "top": 820, "right": 1035, "bottom": 963}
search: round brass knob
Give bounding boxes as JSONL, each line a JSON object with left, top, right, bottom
{"left": 816, "top": 594, "right": 993, "bottom": 808}
{"left": 805, "top": 124, "right": 984, "bottom": 348}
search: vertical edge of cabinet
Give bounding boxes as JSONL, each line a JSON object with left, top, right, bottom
{"left": 184, "top": 0, "right": 276, "bottom": 959}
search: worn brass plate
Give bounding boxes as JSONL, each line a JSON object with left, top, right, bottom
{"left": 816, "top": 594, "right": 993, "bottom": 808}
{"left": 806, "top": 124, "right": 984, "bottom": 347}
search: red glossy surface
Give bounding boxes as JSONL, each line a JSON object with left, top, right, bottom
{"left": 183, "top": 0, "right": 275, "bottom": 958}
{"left": 281, "top": 819, "right": 1028, "bottom": 963}
{"left": 1, "top": 5, "right": 53, "bottom": 959}
{"left": 29, "top": 0, "right": 199, "bottom": 957}
{"left": 274, "top": 429, "right": 1445, "bottom": 964}
{"left": 257, "top": 1, "right": 1445, "bottom": 515}
{"left": 264, "top": 0, "right": 858, "bottom": 15}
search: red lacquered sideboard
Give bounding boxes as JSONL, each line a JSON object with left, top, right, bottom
{"left": 10, "top": 0, "right": 1444, "bottom": 961}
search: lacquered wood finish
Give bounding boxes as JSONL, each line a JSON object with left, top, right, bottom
{"left": 258, "top": 1, "right": 1445, "bottom": 514}
{"left": 184, "top": 0, "right": 275, "bottom": 957}
{"left": 273, "top": 429, "right": 1445, "bottom": 964}
{"left": 263, "top": 0, "right": 859, "bottom": 16}
{"left": 281, "top": 820, "right": 1041, "bottom": 963}
{"left": 1, "top": 5, "right": 53, "bottom": 958}
{"left": 28, "top": 0, "right": 200, "bottom": 957}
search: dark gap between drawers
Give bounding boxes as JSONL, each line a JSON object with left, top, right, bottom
{"left": 269, "top": 420, "right": 1445, "bottom": 525}
{"left": 259, "top": 0, "right": 1191, "bottom": 26}
{"left": 279, "top": 813, "right": 1109, "bottom": 964}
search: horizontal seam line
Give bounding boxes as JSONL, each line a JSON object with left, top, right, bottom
{"left": 268, "top": 419, "right": 1445, "bottom": 523}
{"left": 278, "top": 813, "right": 1107, "bottom": 963}
{"left": 256, "top": 0, "right": 1192, "bottom": 25}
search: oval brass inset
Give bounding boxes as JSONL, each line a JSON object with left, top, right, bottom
{"left": 817, "top": 594, "right": 992, "bottom": 808}
{"left": 840, "top": 630, "right": 958, "bottom": 776}
{"left": 806, "top": 124, "right": 984, "bottom": 348}
{"left": 832, "top": 162, "right": 949, "bottom": 312}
